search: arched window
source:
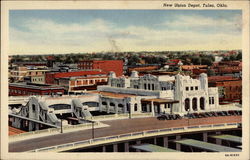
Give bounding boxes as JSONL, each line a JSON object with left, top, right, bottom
{"left": 110, "top": 102, "right": 115, "bottom": 107}
{"left": 192, "top": 98, "right": 197, "bottom": 111}
{"left": 134, "top": 104, "right": 138, "bottom": 111}
{"left": 200, "top": 97, "right": 205, "bottom": 110}
{"left": 185, "top": 98, "right": 190, "bottom": 111}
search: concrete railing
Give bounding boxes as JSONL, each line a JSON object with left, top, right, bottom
{"left": 9, "top": 122, "right": 105, "bottom": 142}
{"left": 87, "top": 112, "right": 152, "bottom": 120}
{"left": 29, "top": 122, "right": 240, "bottom": 152}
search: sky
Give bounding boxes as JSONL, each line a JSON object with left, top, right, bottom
{"left": 9, "top": 10, "right": 242, "bottom": 55}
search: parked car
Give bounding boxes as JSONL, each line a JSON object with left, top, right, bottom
{"left": 157, "top": 114, "right": 167, "bottom": 120}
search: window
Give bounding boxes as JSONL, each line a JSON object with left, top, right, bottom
{"left": 186, "top": 87, "right": 189, "bottom": 91}
{"left": 134, "top": 104, "right": 138, "bottom": 111}
{"left": 144, "top": 84, "right": 147, "bottom": 90}
{"left": 195, "top": 86, "right": 198, "bottom": 90}
{"left": 152, "top": 84, "right": 155, "bottom": 90}
{"left": 32, "top": 104, "right": 36, "bottom": 111}
{"left": 191, "top": 87, "right": 193, "bottom": 90}
{"left": 148, "top": 84, "right": 151, "bottom": 90}
{"left": 162, "top": 87, "right": 166, "bottom": 91}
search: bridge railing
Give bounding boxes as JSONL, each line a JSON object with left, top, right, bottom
{"left": 29, "top": 122, "right": 240, "bottom": 152}
{"left": 9, "top": 122, "right": 103, "bottom": 142}
{"left": 87, "top": 112, "right": 152, "bottom": 120}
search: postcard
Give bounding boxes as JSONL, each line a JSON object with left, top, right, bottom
{"left": 1, "top": 1, "right": 249, "bottom": 160}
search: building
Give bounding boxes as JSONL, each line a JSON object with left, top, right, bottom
{"left": 9, "top": 66, "right": 49, "bottom": 82}
{"left": 96, "top": 71, "right": 220, "bottom": 115}
{"left": 9, "top": 83, "right": 65, "bottom": 96}
{"left": 58, "top": 76, "right": 108, "bottom": 91}
{"left": 78, "top": 60, "right": 124, "bottom": 77}
{"left": 45, "top": 70, "right": 107, "bottom": 85}
{"left": 208, "top": 76, "right": 242, "bottom": 104}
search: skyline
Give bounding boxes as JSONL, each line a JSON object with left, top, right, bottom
{"left": 9, "top": 10, "right": 242, "bottom": 55}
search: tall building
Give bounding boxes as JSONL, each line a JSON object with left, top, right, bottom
{"left": 78, "top": 60, "right": 124, "bottom": 77}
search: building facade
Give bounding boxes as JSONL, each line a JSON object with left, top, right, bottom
{"left": 99, "top": 71, "right": 219, "bottom": 114}
{"left": 78, "top": 60, "right": 124, "bottom": 77}
{"left": 9, "top": 83, "right": 65, "bottom": 96}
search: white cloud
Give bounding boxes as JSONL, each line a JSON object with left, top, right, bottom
{"left": 9, "top": 15, "right": 242, "bottom": 55}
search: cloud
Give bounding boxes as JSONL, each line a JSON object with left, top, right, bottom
{"left": 163, "top": 14, "right": 242, "bottom": 34}
{"left": 9, "top": 14, "right": 242, "bottom": 55}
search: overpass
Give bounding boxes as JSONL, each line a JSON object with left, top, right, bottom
{"left": 9, "top": 116, "right": 241, "bottom": 152}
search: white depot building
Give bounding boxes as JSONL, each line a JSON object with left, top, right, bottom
{"left": 96, "top": 71, "right": 220, "bottom": 115}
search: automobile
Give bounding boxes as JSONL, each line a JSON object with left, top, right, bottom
{"left": 193, "top": 113, "right": 202, "bottom": 118}
{"left": 222, "top": 111, "right": 230, "bottom": 116}
{"left": 210, "top": 111, "right": 218, "bottom": 117}
{"left": 228, "top": 110, "right": 236, "bottom": 116}
{"left": 157, "top": 114, "right": 167, "bottom": 120}
{"left": 168, "top": 114, "right": 174, "bottom": 120}
{"left": 205, "top": 112, "right": 213, "bottom": 117}
{"left": 239, "top": 110, "right": 242, "bottom": 115}
{"left": 198, "top": 113, "right": 207, "bottom": 118}
{"left": 217, "top": 111, "right": 226, "bottom": 116}
{"left": 175, "top": 114, "right": 182, "bottom": 119}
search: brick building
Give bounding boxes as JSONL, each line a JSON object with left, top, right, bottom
{"left": 9, "top": 83, "right": 65, "bottom": 96}
{"left": 45, "top": 70, "right": 107, "bottom": 85}
{"left": 78, "top": 60, "right": 123, "bottom": 77}
{"left": 208, "top": 76, "right": 242, "bottom": 104}
{"left": 58, "top": 76, "right": 108, "bottom": 91}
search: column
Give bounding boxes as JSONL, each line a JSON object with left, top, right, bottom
{"left": 136, "top": 140, "right": 141, "bottom": 152}
{"left": 215, "top": 131, "right": 222, "bottom": 145}
{"left": 153, "top": 138, "right": 157, "bottom": 145}
{"left": 163, "top": 137, "right": 169, "bottom": 148}
{"left": 113, "top": 144, "right": 118, "bottom": 152}
{"left": 176, "top": 135, "right": 181, "bottom": 151}
{"left": 35, "top": 123, "right": 40, "bottom": 130}
{"left": 115, "top": 103, "right": 118, "bottom": 114}
{"left": 203, "top": 132, "right": 208, "bottom": 142}
{"left": 102, "top": 145, "right": 106, "bottom": 152}
{"left": 146, "top": 104, "right": 150, "bottom": 112}
{"left": 124, "top": 142, "right": 129, "bottom": 152}
{"left": 28, "top": 121, "right": 34, "bottom": 131}
{"left": 197, "top": 98, "right": 200, "bottom": 111}
{"left": 190, "top": 99, "right": 193, "bottom": 112}
{"left": 151, "top": 101, "right": 155, "bottom": 117}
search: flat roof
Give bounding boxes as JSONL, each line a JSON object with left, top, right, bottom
{"left": 142, "top": 98, "right": 179, "bottom": 104}
{"left": 90, "top": 91, "right": 136, "bottom": 98}
{"left": 9, "top": 83, "right": 65, "bottom": 90}
{"left": 132, "top": 144, "right": 178, "bottom": 152}
{"left": 175, "top": 139, "right": 241, "bottom": 152}
{"left": 210, "top": 134, "right": 242, "bottom": 143}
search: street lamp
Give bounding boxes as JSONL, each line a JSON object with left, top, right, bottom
{"left": 92, "top": 121, "right": 95, "bottom": 139}
{"left": 187, "top": 109, "right": 190, "bottom": 126}
{"left": 60, "top": 118, "right": 63, "bottom": 133}
{"left": 59, "top": 113, "right": 63, "bottom": 133}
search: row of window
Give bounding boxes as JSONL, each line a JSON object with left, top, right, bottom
{"left": 186, "top": 86, "right": 198, "bottom": 91}
{"left": 32, "top": 78, "right": 44, "bottom": 82}
{"left": 209, "top": 97, "right": 215, "bottom": 104}
{"left": 9, "top": 89, "right": 37, "bottom": 95}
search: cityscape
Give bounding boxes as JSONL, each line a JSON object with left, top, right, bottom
{"left": 7, "top": 10, "right": 242, "bottom": 153}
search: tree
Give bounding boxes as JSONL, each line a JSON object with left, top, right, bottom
{"left": 128, "top": 55, "right": 140, "bottom": 66}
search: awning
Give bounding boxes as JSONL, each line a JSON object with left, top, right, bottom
{"left": 132, "top": 144, "right": 178, "bottom": 152}
{"left": 175, "top": 139, "right": 241, "bottom": 152}
{"left": 141, "top": 98, "right": 179, "bottom": 104}
{"left": 210, "top": 134, "right": 242, "bottom": 144}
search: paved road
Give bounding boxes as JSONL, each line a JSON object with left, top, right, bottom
{"left": 9, "top": 116, "right": 241, "bottom": 152}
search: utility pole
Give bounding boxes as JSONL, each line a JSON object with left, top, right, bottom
{"left": 92, "top": 121, "right": 95, "bottom": 139}
{"left": 61, "top": 118, "right": 63, "bottom": 133}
